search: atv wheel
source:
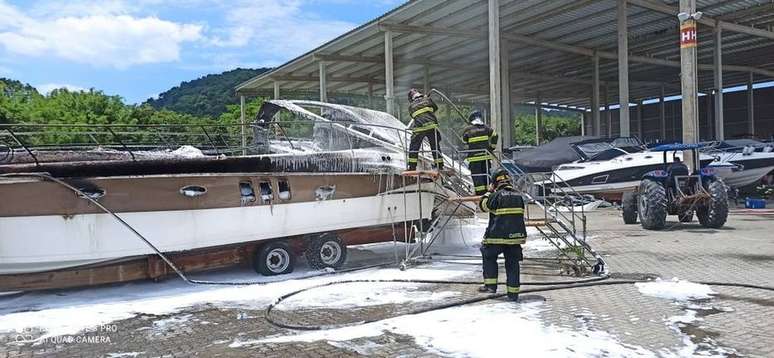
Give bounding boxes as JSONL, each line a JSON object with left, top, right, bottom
{"left": 638, "top": 179, "right": 667, "bottom": 230}
{"left": 696, "top": 179, "right": 728, "bottom": 229}
{"left": 622, "top": 192, "right": 638, "bottom": 224}
{"left": 678, "top": 210, "right": 694, "bottom": 223}
{"left": 305, "top": 233, "right": 347, "bottom": 270}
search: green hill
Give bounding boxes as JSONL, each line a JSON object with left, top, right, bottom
{"left": 144, "top": 68, "right": 270, "bottom": 118}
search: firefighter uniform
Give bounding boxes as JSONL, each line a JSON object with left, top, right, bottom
{"left": 407, "top": 91, "right": 443, "bottom": 171}
{"left": 462, "top": 116, "right": 498, "bottom": 195}
{"left": 478, "top": 170, "right": 526, "bottom": 301}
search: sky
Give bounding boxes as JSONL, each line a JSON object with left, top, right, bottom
{"left": 0, "top": 0, "right": 403, "bottom": 104}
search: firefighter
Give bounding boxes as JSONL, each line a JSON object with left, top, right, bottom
{"left": 478, "top": 168, "right": 526, "bottom": 301}
{"left": 406, "top": 88, "right": 443, "bottom": 171}
{"left": 462, "top": 111, "right": 498, "bottom": 195}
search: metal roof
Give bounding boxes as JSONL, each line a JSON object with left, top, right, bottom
{"left": 236, "top": 0, "right": 774, "bottom": 110}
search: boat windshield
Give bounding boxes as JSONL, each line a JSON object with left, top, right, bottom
{"left": 574, "top": 137, "right": 643, "bottom": 161}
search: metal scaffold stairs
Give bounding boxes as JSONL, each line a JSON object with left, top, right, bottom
{"left": 502, "top": 160, "right": 607, "bottom": 276}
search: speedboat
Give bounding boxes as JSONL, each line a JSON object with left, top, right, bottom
{"left": 704, "top": 139, "right": 774, "bottom": 188}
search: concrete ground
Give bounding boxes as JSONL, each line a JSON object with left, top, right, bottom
{"left": 1, "top": 207, "right": 774, "bottom": 357}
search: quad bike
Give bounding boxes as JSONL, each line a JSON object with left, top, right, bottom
{"left": 621, "top": 144, "right": 728, "bottom": 230}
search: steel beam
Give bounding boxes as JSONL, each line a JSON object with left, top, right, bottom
{"left": 748, "top": 72, "right": 755, "bottom": 136}
{"left": 628, "top": 0, "right": 774, "bottom": 41}
{"left": 592, "top": 51, "right": 601, "bottom": 136}
{"left": 660, "top": 84, "right": 666, "bottom": 140}
{"left": 488, "top": 0, "right": 503, "bottom": 156}
{"left": 618, "top": 0, "right": 631, "bottom": 137}
{"left": 379, "top": 23, "right": 774, "bottom": 78}
{"left": 536, "top": 93, "right": 543, "bottom": 145}
{"left": 501, "top": 43, "right": 512, "bottom": 148}
{"left": 713, "top": 23, "right": 724, "bottom": 140}
{"left": 239, "top": 95, "right": 246, "bottom": 155}
{"left": 384, "top": 30, "right": 395, "bottom": 116}
{"left": 319, "top": 61, "right": 328, "bottom": 103}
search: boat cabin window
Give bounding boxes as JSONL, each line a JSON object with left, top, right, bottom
{"left": 259, "top": 181, "right": 273, "bottom": 203}
{"left": 239, "top": 181, "right": 256, "bottom": 204}
{"left": 278, "top": 179, "right": 291, "bottom": 200}
{"left": 180, "top": 185, "right": 207, "bottom": 197}
{"left": 588, "top": 148, "right": 629, "bottom": 161}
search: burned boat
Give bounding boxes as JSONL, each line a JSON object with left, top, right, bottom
{"left": 0, "top": 101, "right": 469, "bottom": 291}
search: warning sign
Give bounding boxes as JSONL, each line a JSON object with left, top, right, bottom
{"left": 680, "top": 21, "right": 697, "bottom": 48}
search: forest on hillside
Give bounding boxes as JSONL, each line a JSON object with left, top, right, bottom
{"left": 143, "top": 68, "right": 270, "bottom": 117}
{"left": 1, "top": 75, "right": 581, "bottom": 147}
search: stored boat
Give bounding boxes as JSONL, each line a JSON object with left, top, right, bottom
{"left": 0, "top": 101, "right": 467, "bottom": 291}
{"left": 704, "top": 139, "right": 774, "bottom": 188}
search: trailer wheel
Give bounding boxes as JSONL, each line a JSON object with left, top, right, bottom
{"left": 638, "top": 179, "right": 667, "bottom": 230}
{"left": 697, "top": 180, "right": 728, "bottom": 229}
{"left": 305, "top": 233, "right": 347, "bottom": 270}
{"left": 254, "top": 241, "right": 295, "bottom": 276}
{"left": 622, "top": 192, "right": 638, "bottom": 224}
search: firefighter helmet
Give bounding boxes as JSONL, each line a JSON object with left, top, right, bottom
{"left": 408, "top": 88, "right": 422, "bottom": 101}
{"left": 490, "top": 168, "right": 511, "bottom": 188}
{"left": 468, "top": 110, "right": 483, "bottom": 125}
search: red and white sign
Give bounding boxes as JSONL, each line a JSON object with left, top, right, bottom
{"left": 680, "top": 21, "right": 697, "bottom": 48}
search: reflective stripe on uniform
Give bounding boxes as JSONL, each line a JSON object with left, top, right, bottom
{"left": 484, "top": 278, "right": 498, "bottom": 285}
{"left": 465, "top": 154, "right": 492, "bottom": 162}
{"left": 467, "top": 135, "right": 490, "bottom": 143}
{"left": 434, "top": 158, "right": 444, "bottom": 163}
{"left": 407, "top": 158, "right": 418, "bottom": 163}
{"left": 474, "top": 185, "right": 487, "bottom": 192}
{"left": 411, "top": 107, "right": 434, "bottom": 118}
{"left": 507, "top": 286, "right": 520, "bottom": 293}
{"left": 482, "top": 238, "right": 526, "bottom": 245}
{"left": 479, "top": 195, "right": 490, "bottom": 212}
{"left": 494, "top": 208, "right": 524, "bottom": 215}
{"left": 412, "top": 123, "right": 439, "bottom": 133}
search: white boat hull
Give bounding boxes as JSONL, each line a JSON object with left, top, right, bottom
{"left": 0, "top": 191, "right": 434, "bottom": 275}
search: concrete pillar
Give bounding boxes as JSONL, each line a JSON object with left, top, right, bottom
{"left": 423, "top": 65, "right": 431, "bottom": 95}
{"left": 706, "top": 90, "right": 713, "bottom": 140}
{"left": 659, "top": 85, "right": 666, "bottom": 140}
{"left": 581, "top": 112, "right": 587, "bottom": 136}
{"left": 604, "top": 84, "right": 612, "bottom": 137}
{"left": 713, "top": 24, "right": 724, "bottom": 140}
{"left": 500, "top": 42, "right": 512, "bottom": 149}
{"left": 592, "top": 51, "right": 601, "bottom": 136}
{"left": 617, "top": 0, "right": 631, "bottom": 136}
{"left": 273, "top": 81, "right": 280, "bottom": 100}
{"left": 368, "top": 82, "right": 374, "bottom": 109}
{"left": 636, "top": 99, "right": 644, "bottom": 140}
{"left": 384, "top": 30, "right": 395, "bottom": 116}
{"left": 680, "top": 0, "right": 700, "bottom": 171}
{"left": 319, "top": 61, "right": 328, "bottom": 103}
{"left": 535, "top": 94, "right": 543, "bottom": 145}
{"left": 239, "top": 95, "right": 246, "bottom": 155}
{"left": 748, "top": 72, "right": 755, "bottom": 136}
{"left": 488, "top": 0, "right": 503, "bottom": 156}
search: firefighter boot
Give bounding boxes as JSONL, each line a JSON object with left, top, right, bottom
{"left": 507, "top": 293, "right": 519, "bottom": 302}
{"left": 478, "top": 286, "right": 496, "bottom": 294}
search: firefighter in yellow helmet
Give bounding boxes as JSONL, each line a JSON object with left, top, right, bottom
{"left": 462, "top": 110, "right": 498, "bottom": 195}
{"left": 478, "top": 168, "right": 526, "bottom": 301}
{"left": 406, "top": 88, "right": 443, "bottom": 171}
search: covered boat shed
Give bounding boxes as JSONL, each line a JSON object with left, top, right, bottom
{"left": 235, "top": 0, "right": 774, "bottom": 151}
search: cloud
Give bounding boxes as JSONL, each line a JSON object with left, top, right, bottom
{"left": 35, "top": 83, "right": 87, "bottom": 94}
{"left": 0, "top": 2, "right": 202, "bottom": 68}
{"left": 206, "top": 0, "right": 357, "bottom": 63}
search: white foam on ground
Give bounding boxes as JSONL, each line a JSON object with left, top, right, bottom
{"left": 0, "top": 263, "right": 468, "bottom": 340}
{"left": 280, "top": 282, "right": 457, "bottom": 309}
{"left": 248, "top": 301, "right": 655, "bottom": 357}
{"left": 635, "top": 278, "right": 716, "bottom": 301}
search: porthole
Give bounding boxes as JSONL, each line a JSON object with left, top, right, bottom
{"left": 180, "top": 185, "right": 207, "bottom": 197}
